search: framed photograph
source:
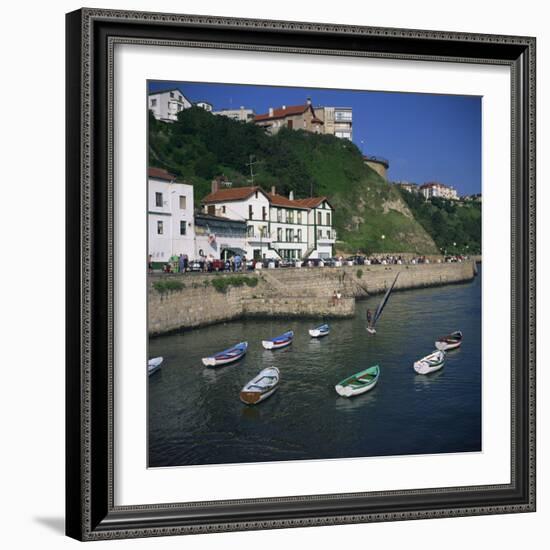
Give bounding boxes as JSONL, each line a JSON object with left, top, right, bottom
{"left": 66, "top": 8, "right": 536, "bottom": 541}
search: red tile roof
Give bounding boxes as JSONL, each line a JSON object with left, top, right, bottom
{"left": 254, "top": 103, "right": 323, "bottom": 124}
{"left": 268, "top": 194, "right": 332, "bottom": 210}
{"left": 267, "top": 193, "right": 311, "bottom": 210}
{"left": 255, "top": 104, "right": 307, "bottom": 122}
{"left": 293, "top": 197, "right": 329, "bottom": 209}
{"left": 203, "top": 186, "right": 332, "bottom": 210}
{"left": 148, "top": 167, "right": 177, "bottom": 181}
{"left": 202, "top": 186, "right": 269, "bottom": 203}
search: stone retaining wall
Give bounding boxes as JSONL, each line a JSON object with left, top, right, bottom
{"left": 148, "top": 261, "right": 475, "bottom": 335}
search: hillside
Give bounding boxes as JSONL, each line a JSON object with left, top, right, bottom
{"left": 397, "top": 190, "right": 481, "bottom": 255}
{"left": 149, "top": 108, "right": 439, "bottom": 254}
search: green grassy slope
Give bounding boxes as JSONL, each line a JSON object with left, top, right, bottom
{"left": 149, "top": 108, "right": 439, "bottom": 254}
{"left": 397, "top": 190, "right": 481, "bottom": 255}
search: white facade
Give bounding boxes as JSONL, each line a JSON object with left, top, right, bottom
{"left": 204, "top": 189, "right": 275, "bottom": 260}
{"left": 420, "top": 183, "right": 459, "bottom": 200}
{"left": 203, "top": 186, "right": 335, "bottom": 260}
{"left": 148, "top": 89, "right": 192, "bottom": 122}
{"left": 148, "top": 175, "right": 195, "bottom": 263}
{"left": 195, "top": 101, "right": 213, "bottom": 112}
{"left": 268, "top": 204, "right": 310, "bottom": 260}
{"left": 213, "top": 107, "right": 255, "bottom": 122}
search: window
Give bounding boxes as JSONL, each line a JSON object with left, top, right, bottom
{"left": 297, "top": 229, "right": 302, "bottom": 242}
{"left": 260, "top": 226, "right": 268, "bottom": 238}
{"left": 318, "top": 229, "right": 322, "bottom": 238}
{"left": 249, "top": 205, "right": 253, "bottom": 219}
{"left": 247, "top": 225, "right": 254, "bottom": 237}
{"left": 317, "top": 211, "right": 322, "bottom": 225}
{"left": 255, "top": 190, "right": 259, "bottom": 199}
{"left": 157, "top": 221, "right": 163, "bottom": 235}
{"left": 277, "top": 209, "right": 282, "bottom": 222}
{"left": 326, "top": 212, "right": 331, "bottom": 226}
{"left": 286, "top": 210, "right": 294, "bottom": 223}
{"left": 277, "top": 228, "right": 282, "bottom": 242}
{"left": 150, "top": 98, "right": 157, "bottom": 107}
{"left": 221, "top": 205, "right": 226, "bottom": 214}
{"left": 170, "top": 92, "right": 174, "bottom": 98}
{"left": 262, "top": 206, "right": 267, "bottom": 221}
{"left": 297, "top": 211, "right": 302, "bottom": 224}
{"left": 155, "top": 192, "right": 163, "bottom": 207}
{"left": 179, "top": 195, "right": 187, "bottom": 209}
{"left": 180, "top": 220, "right": 186, "bottom": 235}
{"left": 335, "top": 110, "right": 352, "bottom": 122}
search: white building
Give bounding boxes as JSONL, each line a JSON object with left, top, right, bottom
{"left": 148, "top": 167, "right": 195, "bottom": 264}
{"left": 202, "top": 182, "right": 336, "bottom": 261}
{"left": 195, "top": 101, "right": 213, "bottom": 112}
{"left": 213, "top": 106, "right": 255, "bottom": 122}
{"left": 202, "top": 184, "right": 274, "bottom": 260}
{"left": 420, "top": 182, "right": 459, "bottom": 200}
{"left": 148, "top": 88, "right": 192, "bottom": 122}
{"left": 314, "top": 106, "right": 353, "bottom": 140}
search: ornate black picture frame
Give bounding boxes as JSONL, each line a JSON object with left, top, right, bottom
{"left": 66, "top": 8, "right": 536, "bottom": 541}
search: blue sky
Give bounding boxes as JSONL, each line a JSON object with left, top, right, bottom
{"left": 149, "top": 81, "right": 481, "bottom": 195}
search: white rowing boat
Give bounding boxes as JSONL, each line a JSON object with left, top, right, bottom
{"left": 240, "top": 367, "right": 280, "bottom": 405}
{"left": 148, "top": 356, "right": 163, "bottom": 376}
{"left": 262, "top": 331, "right": 294, "bottom": 350}
{"left": 309, "top": 324, "right": 330, "bottom": 338}
{"left": 201, "top": 342, "right": 248, "bottom": 367}
{"left": 413, "top": 350, "right": 446, "bottom": 374}
{"left": 435, "top": 330, "right": 463, "bottom": 351}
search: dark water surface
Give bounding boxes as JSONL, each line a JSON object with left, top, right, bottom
{"left": 148, "top": 267, "right": 481, "bottom": 467}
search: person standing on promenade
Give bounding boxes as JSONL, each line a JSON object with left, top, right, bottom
{"left": 178, "top": 253, "right": 185, "bottom": 274}
{"left": 234, "top": 254, "right": 241, "bottom": 272}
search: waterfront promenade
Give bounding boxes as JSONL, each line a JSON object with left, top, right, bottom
{"left": 149, "top": 261, "right": 476, "bottom": 335}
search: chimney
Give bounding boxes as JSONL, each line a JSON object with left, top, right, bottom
{"left": 271, "top": 185, "right": 276, "bottom": 195}
{"left": 269, "top": 107, "right": 274, "bottom": 117}
{"left": 289, "top": 190, "right": 294, "bottom": 201}
{"left": 211, "top": 178, "right": 220, "bottom": 194}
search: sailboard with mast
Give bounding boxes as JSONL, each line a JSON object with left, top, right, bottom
{"left": 366, "top": 272, "right": 400, "bottom": 334}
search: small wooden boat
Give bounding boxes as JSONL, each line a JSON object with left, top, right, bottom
{"left": 435, "top": 331, "right": 463, "bottom": 351}
{"left": 414, "top": 350, "right": 446, "bottom": 374}
{"left": 262, "top": 330, "right": 294, "bottom": 350}
{"left": 309, "top": 324, "right": 330, "bottom": 338}
{"left": 335, "top": 365, "right": 380, "bottom": 397}
{"left": 201, "top": 341, "right": 248, "bottom": 367}
{"left": 148, "top": 356, "right": 163, "bottom": 376}
{"left": 240, "top": 367, "right": 280, "bottom": 405}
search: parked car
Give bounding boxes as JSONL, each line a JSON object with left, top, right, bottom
{"left": 210, "top": 259, "right": 225, "bottom": 272}
{"left": 189, "top": 260, "right": 203, "bottom": 272}
{"left": 346, "top": 255, "right": 365, "bottom": 265}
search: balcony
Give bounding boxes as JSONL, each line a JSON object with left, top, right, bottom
{"left": 317, "top": 230, "right": 337, "bottom": 244}
{"left": 247, "top": 232, "right": 273, "bottom": 244}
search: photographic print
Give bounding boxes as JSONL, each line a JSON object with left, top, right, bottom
{"left": 147, "top": 81, "right": 482, "bottom": 468}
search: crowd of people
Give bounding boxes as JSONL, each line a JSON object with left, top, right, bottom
{"left": 150, "top": 252, "right": 471, "bottom": 274}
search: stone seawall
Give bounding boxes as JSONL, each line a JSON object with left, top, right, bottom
{"left": 149, "top": 261, "right": 475, "bottom": 335}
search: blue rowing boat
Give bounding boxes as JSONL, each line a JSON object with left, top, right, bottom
{"left": 309, "top": 324, "right": 330, "bottom": 338}
{"left": 262, "top": 330, "right": 294, "bottom": 350}
{"left": 201, "top": 341, "right": 248, "bottom": 367}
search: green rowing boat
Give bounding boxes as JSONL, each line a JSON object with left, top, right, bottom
{"left": 335, "top": 365, "right": 380, "bottom": 397}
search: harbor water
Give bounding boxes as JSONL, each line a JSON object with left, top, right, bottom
{"left": 148, "top": 267, "right": 481, "bottom": 467}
